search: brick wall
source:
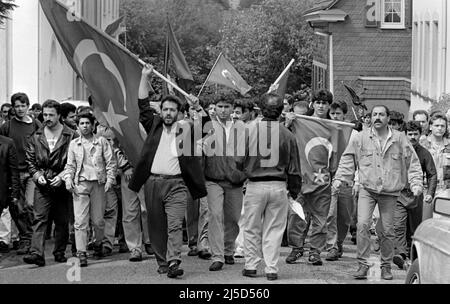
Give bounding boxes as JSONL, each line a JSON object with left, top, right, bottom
{"left": 329, "top": 0, "right": 412, "bottom": 105}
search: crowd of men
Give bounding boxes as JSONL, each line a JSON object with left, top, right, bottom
{"left": 0, "top": 64, "right": 448, "bottom": 281}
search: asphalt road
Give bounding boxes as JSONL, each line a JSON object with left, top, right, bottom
{"left": 0, "top": 236, "right": 406, "bottom": 284}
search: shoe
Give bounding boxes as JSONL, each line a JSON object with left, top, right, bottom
{"left": 209, "top": 261, "right": 224, "bottom": 271}
{"left": 93, "top": 245, "right": 104, "bottom": 260}
{"left": 381, "top": 266, "right": 393, "bottom": 280}
{"left": 285, "top": 248, "right": 303, "bottom": 264}
{"left": 266, "top": 273, "right": 278, "bottom": 281}
{"left": 16, "top": 240, "right": 30, "bottom": 255}
{"left": 224, "top": 255, "right": 235, "bottom": 265}
{"left": 0, "top": 241, "right": 9, "bottom": 253}
{"left": 144, "top": 243, "right": 154, "bottom": 255}
{"left": 198, "top": 250, "right": 212, "bottom": 260}
{"left": 77, "top": 252, "right": 88, "bottom": 267}
{"left": 54, "top": 254, "right": 67, "bottom": 263}
{"left": 353, "top": 264, "right": 370, "bottom": 279}
{"left": 102, "top": 246, "right": 113, "bottom": 257}
{"left": 23, "top": 253, "right": 45, "bottom": 267}
{"left": 119, "top": 242, "right": 129, "bottom": 253}
{"left": 337, "top": 243, "right": 343, "bottom": 258}
{"left": 325, "top": 248, "right": 340, "bottom": 261}
{"left": 242, "top": 269, "right": 257, "bottom": 278}
{"left": 157, "top": 265, "right": 169, "bottom": 274}
{"left": 187, "top": 246, "right": 199, "bottom": 256}
{"left": 308, "top": 253, "right": 323, "bottom": 266}
{"left": 167, "top": 262, "right": 184, "bottom": 278}
{"left": 393, "top": 254, "right": 405, "bottom": 270}
{"left": 129, "top": 249, "right": 142, "bottom": 262}
{"left": 87, "top": 242, "right": 95, "bottom": 251}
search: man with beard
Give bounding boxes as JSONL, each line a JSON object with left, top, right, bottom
{"left": 392, "top": 121, "right": 437, "bottom": 269}
{"left": 23, "top": 100, "right": 78, "bottom": 266}
{"left": 60, "top": 103, "right": 77, "bottom": 131}
{"left": 333, "top": 105, "right": 423, "bottom": 280}
{"left": 128, "top": 64, "right": 209, "bottom": 278}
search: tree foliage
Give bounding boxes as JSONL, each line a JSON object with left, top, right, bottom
{"left": 0, "top": 0, "right": 17, "bottom": 25}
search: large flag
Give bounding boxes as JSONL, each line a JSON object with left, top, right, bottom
{"left": 40, "top": 0, "right": 144, "bottom": 166}
{"left": 207, "top": 53, "right": 252, "bottom": 96}
{"left": 105, "top": 15, "right": 125, "bottom": 38}
{"left": 163, "top": 19, "right": 194, "bottom": 96}
{"left": 290, "top": 116, "right": 354, "bottom": 194}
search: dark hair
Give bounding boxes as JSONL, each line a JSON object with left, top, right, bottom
{"left": 430, "top": 113, "right": 448, "bottom": 128}
{"left": 76, "top": 106, "right": 93, "bottom": 115}
{"left": 42, "top": 99, "right": 61, "bottom": 115}
{"left": 284, "top": 94, "right": 294, "bottom": 105}
{"left": 330, "top": 101, "right": 348, "bottom": 114}
{"left": 412, "top": 109, "right": 429, "bottom": 121}
{"left": 389, "top": 111, "right": 404, "bottom": 126}
{"left": 293, "top": 100, "right": 309, "bottom": 110}
{"left": 261, "top": 93, "right": 283, "bottom": 119}
{"left": 1, "top": 103, "right": 11, "bottom": 111}
{"left": 76, "top": 112, "right": 96, "bottom": 126}
{"left": 161, "top": 95, "right": 182, "bottom": 111}
{"left": 212, "top": 91, "right": 235, "bottom": 106}
{"left": 405, "top": 121, "right": 422, "bottom": 134}
{"left": 60, "top": 102, "right": 77, "bottom": 119}
{"left": 371, "top": 105, "right": 390, "bottom": 117}
{"left": 11, "top": 93, "right": 30, "bottom": 107}
{"left": 351, "top": 120, "right": 363, "bottom": 132}
{"left": 31, "top": 103, "right": 42, "bottom": 111}
{"left": 312, "top": 89, "right": 333, "bottom": 104}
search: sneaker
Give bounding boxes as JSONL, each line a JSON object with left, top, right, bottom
{"left": 224, "top": 255, "right": 235, "bottom": 265}
{"left": 23, "top": 253, "right": 45, "bottom": 267}
{"left": 129, "top": 249, "right": 142, "bottom": 262}
{"left": 77, "top": 252, "right": 88, "bottom": 267}
{"left": 198, "top": 250, "right": 212, "bottom": 260}
{"left": 285, "top": 248, "right": 303, "bottom": 264}
{"left": 393, "top": 254, "right": 405, "bottom": 270}
{"left": 242, "top": 269, "right": 257, "bottom": 278}
{"left": 325, "top": 248, "right": 340, "bottom": 261}
{"left": 16, "top": 240, "right": 30, "bottom": 255}
{"left": 54, "top": 253, "right": 67, "bottom": 263}
{"left": 187, "top": 246, "right": 199, "bottom": 256}
{"left": 0, "top": 241, "right": 9, "bottom": 253}
{"left": 266, "top": 273, "right": 278, "bottom": 281}
{"left": 209, "top": 261, "right": 224, "bottom": 271}
{"left": 102, "top": 246, "right": 113, "bottom": 257}
{"left": 381, "top": 266, "right": 393, "bottom": 280}
{"left": 144, "top": 243, "right": 154, "bottom": 255}
{"left": 167, "top": 261, "right": 184, "bottom": 278}
{"left": 308, "top": 253, "right": 323, "bottom": 266}
{"left": 353, "top": 264, "right": 370, "bottom": 279}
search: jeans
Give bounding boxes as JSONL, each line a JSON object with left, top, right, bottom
{"left": 394, "top": 196, "right": 423, "bottom": 257}
{"left": 206, "top": 181, "right": 243, "bottom": 263}
{"left": 303, "top": 186, "right": 332, "bottom": 254}
{"left": 72, "top": 181, "right": 107, "bottom": 253}
{"left": 287, "top": 195, "right": 310, "bottom": 249}
{"left": 357, "top": 188, "right": 397, "bottom": 267}
{"left": 30, "top": 186, "right": 70, "bottom": 257}
{"left": 0, "top": 208, "right": 12, "bottom": 244}
{"left": 120, "top": 176, "right": 144, "bottom": 251}
{"left": 326, "top": 185, "right": 353, "bottom": 250}
{"left": 242, "top": 181, "right": 289, "bottom": 274}
{"left": 197, "top": 196, "right": 209, "bottom": 252}
{"left": 186, "top": 194, "right": 199, "bottom": 249}
{"left": 144, "top": 176, "right": 188, "bottom": 267}
{"left": 102, "top": 189, "right": 118, "bottom": 250}
{"left": 9, "top": 171, "right": 35, "bottom": 242}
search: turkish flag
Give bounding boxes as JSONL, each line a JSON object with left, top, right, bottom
{"left": 40, "top": 0, "right": 144, "bottom": 166}
{"left": 290, "top": 116, "right": 354, "bottom": 194}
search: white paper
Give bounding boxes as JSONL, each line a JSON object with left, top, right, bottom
{"left": 289, "top": 198, "right": 305, "bottom": 220}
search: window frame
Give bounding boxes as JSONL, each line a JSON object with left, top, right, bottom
{"left": 380, "top": 0, "right": 405, "bottom": 29}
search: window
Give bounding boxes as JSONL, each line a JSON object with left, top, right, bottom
{"left": 312, "top": 61, "right": 328, "bottom": 92}
{"left": 381, "top": 0, "right": 405, "bottom": 29}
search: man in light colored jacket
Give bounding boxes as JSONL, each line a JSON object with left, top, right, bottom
{"left": 333, "top": 105, "right": 423, "bottom": 281}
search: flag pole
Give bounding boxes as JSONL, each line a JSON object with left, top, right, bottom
{"left": 197, "top": 52, "right": 223, "bottom": 98}
{"left": 351, "top": 106, "right": 358, "bottom": 120}
{"left": 287, "top": 112, "right": 356, "bottom": 128}
{"left": 274, "top": 58, "right": 295, "bottom": 85}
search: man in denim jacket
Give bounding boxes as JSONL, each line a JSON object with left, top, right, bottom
{"left": 333, "top": 105, "right": 423, "bottom": 281}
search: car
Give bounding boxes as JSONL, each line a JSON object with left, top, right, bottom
{"left": 405, "top": 189, "right": 450, "bottom": 284}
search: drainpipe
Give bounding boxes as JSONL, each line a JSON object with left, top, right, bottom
{"left": 443, "top": 0, "right": 448, "bottom": 95}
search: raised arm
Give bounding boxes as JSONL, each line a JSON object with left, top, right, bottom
{"left": 138, "top": 64, "right": 158, "bottom": 133}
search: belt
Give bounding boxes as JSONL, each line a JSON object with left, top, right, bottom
{"left": 150, "top": 174, "right": 183, "bottom": 179}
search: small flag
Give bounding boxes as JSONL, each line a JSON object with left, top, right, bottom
{"left": 105, "top": 15, "right": 125, "bottom": 38}
{"left": 343, "top": 84, "right": 367, "bottom": 111}
{"left": 207, "top": 53, "right": 252, "bottom": 95}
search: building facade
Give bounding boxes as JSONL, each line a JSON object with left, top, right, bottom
{"left": 410, "top": 0, "right": 450, "bottom": 113}
{"left": 0, "top": 0, "right": 119, "bottom": 105}
{"left": 305, "top": 0, "right": 412, "bottom": 117}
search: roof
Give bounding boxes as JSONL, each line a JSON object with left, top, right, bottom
{"left": 304, "top": 0, "right": 342, "bottom": 15}
{"left": 358, "top": 78, "right": 411, "bottom": 102}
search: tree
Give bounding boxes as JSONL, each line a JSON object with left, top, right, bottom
{"left": 0, "top": 0, "right": 17, "bottom": 25}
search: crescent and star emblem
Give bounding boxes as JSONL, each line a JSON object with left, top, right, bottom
{"left": 221, "top": 69, "right": 238, "bottom": 88}
{"left": 304, "top": 137, "right": 333, "bottom": 184}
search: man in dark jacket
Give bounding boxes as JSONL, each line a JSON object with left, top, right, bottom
{"left": 23, "top": 100, "right": 78, "bottom": 266}
{"left": 129, "top": 64, "right": 209, "bottom": 278}
{"left": 0, "top": 135, "right": 20, "bottom": 218}
{"left": 237, "top": 93, "right": 302, "bottom": 281}
{"left": 393, "top": 121, "right": 437, "bottom": 270}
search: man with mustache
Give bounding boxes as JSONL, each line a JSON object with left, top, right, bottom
{"left": 23, "top": 100, "right": 78, "bottom": 266}
{"left": 392, "top": 121, "right": 437, "bottom": 270}
{"left": 333, "top": 105, "right": 423, "bottom": 280}
{"left": 129, "top": 64, "right": 209, "bottom": 278}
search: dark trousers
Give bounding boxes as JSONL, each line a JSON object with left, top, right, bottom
{"left": 144, "top": 176, "right": 188, "bottom": 267}
{"left": 287, "top": 194, "right": 311, "bottom": 249}
{"left": 394, "top": 197, "right": 423, "bottom": 257}
{"left": 302, "top": 186, "right": 332, "bottom": 254}
{"left": 186, "top": 194, "right": 199, "bottom": 248}
{"left": 9, "top": 172, "right": 34, "bottom": 242}
{"left": 30, "top": 186, "right": 70, "bottom": 257}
